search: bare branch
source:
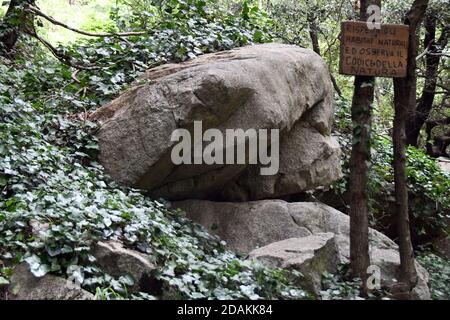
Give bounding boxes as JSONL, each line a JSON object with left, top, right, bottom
{"left": 24, "top": 28, "right": 99, "bottom": 70}
{"left": 415, "top": 41, "right": 432, "bottom": 61}
{"left": 71, "top": 69, "right": 81, "bottom": 83}
{"left": 25, "top": 6, "right": 148, "bottom": 38}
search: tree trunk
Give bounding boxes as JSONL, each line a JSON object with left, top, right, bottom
{"left": 392, "top": 0, "right": 428, "bottom": 294}
{"left": 0, "top": 0, "right": 34, "bottom": 54}
{"left": 348, "top": 0, "right": 380, "bottom": 291}
{"left": 307, "top": 13, "right": 321, "bottom": 55}
{"left": 307, "top": 12, "right": 342, "bottom": 97}
{"left": 425, "top": 95, "right": 450, "bottom": 157}
{"left": 405, "top": 13, "right": 449, "bottom": 146}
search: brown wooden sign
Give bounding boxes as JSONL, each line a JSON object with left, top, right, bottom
{"left": 340, "top": 21, "right": 409, "bottom": 78}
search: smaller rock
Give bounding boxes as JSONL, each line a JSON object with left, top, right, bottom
{"left": 370, "top": 247, "right": 431, "bottom": 300}
{"left": 8, "top": 263, "right": 94, "bottom": 300}
{"left": 248, "top": 233, "right": 338, "bottom": 295}
{"left": 437, "top": 157, "right": 450, "bottom": 173}
{"left": 92, "top": 241, "right": 156, "bottom": 293}
{"left": 411, "top": 270, "right": 431, "bottom": 301}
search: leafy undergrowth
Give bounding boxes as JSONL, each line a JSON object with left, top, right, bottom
{"left": 417, "top": 253, "right": 450, "bottom": 300}
{"left": 320, "top": 265, "right": 390, "bottom": 300}
{"left": 0, "top": 1, "right": 310, "bottom": 300}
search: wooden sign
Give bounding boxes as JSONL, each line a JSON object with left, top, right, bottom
{"left": 340, "top": 21, "right": 409, "bottom": 78}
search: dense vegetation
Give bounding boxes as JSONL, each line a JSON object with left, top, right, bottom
{"left": 1, "top": 0, "right": 449, "bottom": 300}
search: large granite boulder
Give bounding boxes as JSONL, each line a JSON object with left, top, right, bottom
{"left": 91, "top": 44, "right": 341, "bottom": 201}
{"left": 173, "top": 200, "right": 431, "bottom": 299}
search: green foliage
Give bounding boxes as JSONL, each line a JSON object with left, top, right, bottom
{"left": 417, "top": 252, "right": 450, "bottom": 300}
{"left": 0, "top": 2, "right": 310, "bottom": 300}
{"left": 321, "top": 265, "right": 389, "bottom": 300}
{"left": 370, "top": 137, "right": 450, "bottom": 239}
{"left": 405, "top": 148, "right": 450, "bottom": 234}
{"left": 320, "top": 272, "right": 362, "bottom": 300}
{"left": 266, "top": 0, "right": 355, "bottom": 46}
{"left": 0, "top": 266, "right": 12, "bottom": 285}
{"left": 35, "top": 0, "right": 117, "bottom": 44}
{"left": 1, "top": 0, "right": 449, "bottom": 300}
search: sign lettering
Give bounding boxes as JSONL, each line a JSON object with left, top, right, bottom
{"left": 340, "top": 21, "right": 409, "bottom": 78}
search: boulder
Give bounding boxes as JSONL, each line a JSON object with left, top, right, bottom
{"left": 8, "top": 263, "right": 94, "bottom": 300}
{"left": 248, "top": 233, "right": 339, "bottom": 295}
{"left": 91, "top": 44, "right": 341, "bottom": 201}
{"left": 173, "top": 199, "right": 431, "bottom": 299}
{"left": 173, "top": 200, "right": 311, "bottom": 253}
{"left": 92, "top": 241, "right": 156, "bottom": 293}
{"left": 220, "top": 123, "right": 342, "bottom": 201}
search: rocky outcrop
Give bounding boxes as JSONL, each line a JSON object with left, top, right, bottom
{"left": 91, "top": 44, "right": 341, "bottom": 201}
{"left": 8, "top": 263, "right": 94, "bottom": 300}
{"left": 248, "top": 233, "right": 339, "bottom": 294}
{"left": 173, "top": 200, "right": 431, "bottom": 299}
{"left": 87, "top": 43, "right": 431, "bottom": 300}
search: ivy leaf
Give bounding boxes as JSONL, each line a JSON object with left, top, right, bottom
{"left": 25, "top": 255, "right": 50, "bottom": 278}
{"left": 0, "top": 276, "right": 9, "bottom": 285}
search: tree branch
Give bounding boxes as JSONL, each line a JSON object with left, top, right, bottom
{"left": 24, "top": 28, "right": 99, "bottom": 70}
{"left": 25, "top": 5, "right": 148, "bottom": 38}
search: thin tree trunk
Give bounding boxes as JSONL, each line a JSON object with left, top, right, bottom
{"left": 393, "top": 84, "right": 417, "bottom": 291}
{"left": 392, "top": 0, "right": 429, "bottom": 294}
{"left": 405, "top": 14, "right": 449, "bottom": 146}
{"left": 307, "top": 13, "right": 321, "bottom": 55}
{"left": 307, "top": 12, "right": 343, "bottom": 97}
{"left": 425, "top": 95, "right": 450, "bottom": 157}
{"left": 349, "top": 75, "right": 373, "bottom": 286}
{"left": 349, "top": 0, "right": 380, "bottom": 290}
